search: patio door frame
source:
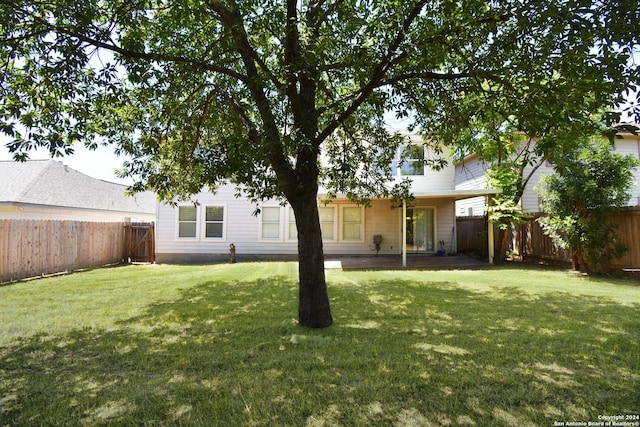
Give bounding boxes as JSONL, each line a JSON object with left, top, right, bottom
{"left": 405, "top": 207, "right": 436, "bottom": 253}
{"left": 402, "top": 204, "right": 436, "bottom": 267}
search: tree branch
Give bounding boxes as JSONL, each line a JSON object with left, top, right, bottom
{"left": 207, "top": 0, "right": 296, "bottom": 190}
{"left": 205, "top": 0, "right": 284, "bottom": 91}
{"left": 64, "top": 28, "right": 249, "bottom": 81}
{"left": 316, "top": 0, "right": 430, "bottom": 143}
{"left": 211, "top": 85, "right": 261, "bottom": 146}
{"left": 3, "top": 2, "right": 252, "bottom": 84}
{"left": 284, "top": 0, "right": 302, "bottom": 124}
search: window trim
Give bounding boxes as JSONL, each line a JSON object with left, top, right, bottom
{"left": 286, "top": 206, "right": 297, "bottom": 241}
{"left": 175, "top": 204, "right": 227, "bottom": 242}
{"left": 340, "top": 205, "right": 365, "bottom": 242}
{"left": 399, "top": 144, "right": 425, "bottom": 176}
{"left": 202, "top": 204, "right": 227, "bottom": 241}
{"left": 319, "top": 205, "right": 337, "bottom": 242}
{"left": 176, "top": 204, "right": 199, "bottom": 240}
{"left": 286, "top": 205, "right": 337, "bottom": 242}
{"left": 259, "top": 205, "right": 283, "bottom": 241}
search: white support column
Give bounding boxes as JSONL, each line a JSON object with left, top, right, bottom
{"left": 488, "top": 196, "right": 495, "bottom": 264}
{"left": 402, "top": 202, "right": 407, "bottom": 267}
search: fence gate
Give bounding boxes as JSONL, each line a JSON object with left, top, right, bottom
{"left": 125, "top": 222, "right": 155, "bottom": 263}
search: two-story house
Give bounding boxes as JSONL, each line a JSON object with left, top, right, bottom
{"left": 155, "top": 136, "right": 499, "bottom": 265}
{"left": 455, "top": 128, "right": 640, "bottom": 216}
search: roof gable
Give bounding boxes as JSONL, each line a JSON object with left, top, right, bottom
{"left": 0, "top": 160, "right": 155, "bottom": 214}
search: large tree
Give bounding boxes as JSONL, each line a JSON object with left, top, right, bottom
{"left": 1, "top": 0, "right": 638, "bottom": 327}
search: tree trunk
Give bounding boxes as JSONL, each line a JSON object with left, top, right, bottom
{"left": 571, "top": 251, "right": 590, "bottom": 273}
{"left": 495, "top": 227, "right": 510, "bottom": 264}
{"left": 290, "top": 189, "right": 333, "bottom": 328}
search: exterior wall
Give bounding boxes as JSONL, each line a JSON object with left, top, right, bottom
{"left": 156, "top": 186, "right": 296, "bottom": 261}
{"left": 521, "top": 138, "right": 640, "bottom": 212}
{"left": 520, "top": 161, "right": 553, "bottom": 212}
{"left": 455, "top": 155, "right": 490, "bottom": 217}
{"left": 0, "top": 206, "right": 17, "bottom": 219}
{"left": 0, "top": 204, "right": 155, "bottom": 222}
{"left": 421, "top": 198, "right": 456, "bottom": 254}
{"left": 156, "top": 143, "right": 464, "bottom": 262}
{"left": 155, "top": 185, "right": 457, "bottom": 262}
{"left": 617, "top": 136, "right": 640, "bottom": 206}
{"left": 322, "top": 198, "right": 401, "bottom": 256}
{"left": 454, "top": 136, "right": 640, "bottom": 215}
{"left": 403, "top": 146, "right": 456, "bottom": 194}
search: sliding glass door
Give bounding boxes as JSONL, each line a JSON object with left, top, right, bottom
{"left": 405, "top": 208, "right": 435, "bottom": 253}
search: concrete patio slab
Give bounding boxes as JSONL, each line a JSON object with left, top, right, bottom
{"left": 324, "top": 254, "right": 489, "bottom": 270}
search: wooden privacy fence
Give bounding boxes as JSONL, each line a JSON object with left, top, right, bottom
{"left": 521, "top": 209, "right": 640, "bottom": 271}
{"left": 0, "top": 220, "right": 155, "bottom": 284}
{"left": 456, "top": 207, "right": 640, "bottom": 272}
{"left": 456, "top": 216, "right": 489, "bottom": 258}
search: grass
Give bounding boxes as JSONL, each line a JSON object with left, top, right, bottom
{"left": 0, "top": 263, "right": 639, "bottom": 426}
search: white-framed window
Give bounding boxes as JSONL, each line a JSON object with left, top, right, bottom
{"left": 287, "top": 207, "right": 297, "bottom": 240}
{"left": 319, "top": 206, "right": 336, "bottom": 241}
{"left": 203, "top": 205, "right": 225, "bottom": 239}
{"left": 260, "top": 206, "right": 282, "bottom": 240}
{"left": 286, "top": 205, "right": 336, "bottom": 241}
{"left": 400, "top": 144, "right": 425, "bottom": 176}
{"left": 176, "top": 204, "right": 226, "bottom": 241}
{"left": 340, "top": 205, "right": 364, "bottom": 241}
{"left": 177, "top": 205, "right": 198, "bottom": 239}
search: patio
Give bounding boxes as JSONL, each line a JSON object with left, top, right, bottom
{"left": 324, "top": 254, "right": 489, "bottom": 270}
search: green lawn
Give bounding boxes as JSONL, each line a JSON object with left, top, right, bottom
{"left": 1, "top": 263, "right": 638, "bottom": 426}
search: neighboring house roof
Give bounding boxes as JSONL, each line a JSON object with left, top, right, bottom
{"left": 0, "top": 159, "right": 156, "bottom": 214}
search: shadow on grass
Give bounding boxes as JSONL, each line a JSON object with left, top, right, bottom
{"left": 1, "top": 277, "right": 639, "bottom": 426}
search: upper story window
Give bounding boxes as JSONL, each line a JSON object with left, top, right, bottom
{"left": 178, "top": 206, "right": 198, "bottom": 238}
{"left": 400, "top": 145, "right": 425, "bottom": 176}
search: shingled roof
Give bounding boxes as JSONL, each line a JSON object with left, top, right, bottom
{"left": 0, "top": 159, "right": 155, "bottom": 214}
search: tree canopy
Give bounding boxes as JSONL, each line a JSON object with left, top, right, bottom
{"left": 2, "top": 0, "right": 639, "bottom": 326}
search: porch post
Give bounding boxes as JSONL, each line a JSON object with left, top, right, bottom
{"left": 402, "top": 201, "right": 407, "bottom": 267}
{"left": 487, "top": 195, "right": 495, "bottom": 264}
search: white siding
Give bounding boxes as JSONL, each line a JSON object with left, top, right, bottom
{"left": 455, "top": 156, "right": 490, "bottom": 216}
{"left": 156, "top": 185, "right": 299, "bottom": 257}
{"left": 615, "top": 138, "right": 640, "bottom": 206}
{"left": 425, "top": 199, "right": 456, "bottom": 254}
{"left": 522, "top": 138, "right": 640, "bottom": 212}
{"left": 521, "top": 161, "right": 553, "bottom": 212}
{"left": 323, "top": 199, "right": 401, "bottom": 256}
{"left": 453, "top": 136, "right": 640, "bottom": 215}
{"left": 156, "top": 184, "right": 458, "bottom": 259}
{"left": 402, "top": 147, "right": 456, "bottom": 194}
